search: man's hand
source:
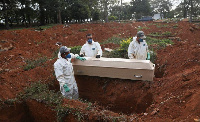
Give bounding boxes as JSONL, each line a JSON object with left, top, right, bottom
{"left": 147, "top": 52, "right": 150, "bottom": 60}
{"left": 76, "top": 56, "right": 86, "bottom": 61}
{"left": 80, "top": 54, "right": 84, "bottom": 57}
{"left": 96, "top": 55, "right": 100, "bottom": 58}
{"left": 63, "top": 84, "right": 70, "bottom": 92}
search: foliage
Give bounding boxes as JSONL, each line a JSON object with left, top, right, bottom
{"left": 24, "top": 57, "right": 48, "bottom": 71}
{"left": 150, "top": 0, "right": 173, "bottom": 18}
{"left": 108, "top": 16, "right": 118, "bottom": 21}
{"left": 103, "top": 36, "right": 173, "bottom": 63}
{"left": 103, "top": 37, "right": 131, "bottom": 59}
{"left": 70, "top": 46, "right": 82, "bottom": 55}
{"left": 146, "top": 37, "right": 174, "bottom": 50}
{"left": 101, "top": 36, "right": 125, "bottom": 45}
{"left": 130, "top": 0, "right": 151, "bottom": 19}
{"left": 92, "top": 10, "right": 100, "bottom": 21}
{"left": 119, "top": 38, "right": 131, "bottom": 51}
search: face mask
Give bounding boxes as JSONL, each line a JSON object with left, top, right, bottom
{"left": 66, "top": 54, "right": 71, "bottom": 58}
{"left": 88, "top": 39, "right": 92, "bottom": 44}
{"left": 139, "top": 38, "right": 143, "bottom": 42}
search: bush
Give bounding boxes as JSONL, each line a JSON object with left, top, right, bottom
{"left": 70, "top": 46, "right": 82, "bottom": 54}
{"left": 103, "top": 38, "right": 131, "bottom": 59}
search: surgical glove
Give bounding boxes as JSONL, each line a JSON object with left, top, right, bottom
{"left": 147, "top": 52, "right": 150, "bottom": 60}
{"left": 96, "top": 55, "right": 100, "bottom": 58}
{"left": 63, "top": 84, "right": 70, "bottom": 92}
{"left": 80, "top": 54, "right": 84, "bottom": 57}
{"left": 76, "top": 56, "right": 86, "bottom": 61}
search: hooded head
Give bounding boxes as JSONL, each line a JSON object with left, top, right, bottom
{"left": 137, "top": 31, "right": 146, "bottom": 38}
{"left": 58, "top": 46, "right": 71, "bottom": 59}
{"left": 137, "top": 31, "right": 146, "bottom": 42}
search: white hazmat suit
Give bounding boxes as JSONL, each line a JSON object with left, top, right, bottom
{"left": 54, "top": 52, "right": 79, "bottom": 99}
{"left": 80, "top": 41, "right": 102, "bottom": 57}
{"left": 128, "top": 37, "right": 148, "bottom": 60}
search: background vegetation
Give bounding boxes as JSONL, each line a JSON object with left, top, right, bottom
{"left": 1, "top": 0, "right": 200, "bottom": 29}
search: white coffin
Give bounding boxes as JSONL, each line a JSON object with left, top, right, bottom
{"left": 72, "top": 57, "right": 155, "bottom": 81}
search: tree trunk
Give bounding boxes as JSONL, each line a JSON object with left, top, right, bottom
{"left": 189, "top": 0, "right": 193, "bottom": 23}
{"left": 58, "top": 9, "right": 62, "bottom": 24}
{"left": 183, "top": 0, "right": 187, "bottom": 18}
{"left": 39, "top": 4, "right": 45, "bottom": 26}
{"left": 2, "top": 0, "right": 10, "bottom": 29}
{"left": 104, "top": 0, "right": 108, "bottom": 23}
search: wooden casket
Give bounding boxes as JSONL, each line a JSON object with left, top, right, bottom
{"left": 72, "top": 57, "right": 155, "bottom": 81}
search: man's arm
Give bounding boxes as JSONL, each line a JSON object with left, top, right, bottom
{"left": 80, "top": 45, "right": 85, "bottom": 56}
{"left": 128, "top": 41, "right": 136, "bottom": 59}
{"left": 95, "top": 42, "right": 102, "bottom": 56}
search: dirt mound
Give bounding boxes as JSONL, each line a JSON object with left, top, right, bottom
{"left": 0, "top": 21, "right": 200, "bottom": 121}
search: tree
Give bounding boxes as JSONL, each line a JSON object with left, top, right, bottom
{"left": 131, "top": 0, "right": 151, "bottom": 19}
{"left": 174, "top": 0, "right": 200, "bottom": 21}
{"left": 150, "top": 0, "right": 172, "bottom": 18}
{"left": 70, "top": 1, "right": 90, "bottom": 22}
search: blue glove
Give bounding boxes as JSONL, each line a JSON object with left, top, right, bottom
{"left": 63, "top": 84, "right": 70, "bottom": 92}
{"left": 76, "top": 56, "right": 86, "bottom": 61}
{"left": 147, "top": 52, "right": 150, "bottom": 60}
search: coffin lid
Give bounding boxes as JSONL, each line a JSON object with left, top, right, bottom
{"left": 73, "top": 57, "right": 155, "bottom": 70}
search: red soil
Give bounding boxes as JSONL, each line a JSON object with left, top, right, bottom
{"left": 0, "top": 21, "right": 200, "bottom": 121}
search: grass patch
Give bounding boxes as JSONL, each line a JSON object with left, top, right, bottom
{"left": 173, "top": 24, "right": 179, "bottom": 28}
{"left": 137, "top": 26, "right": 149, "bottom": 31}
{"left": 24, "top": 57, "right": 48, "bottom": 71}
{"left": 39, "top": 24, "right": 56, "bottom": 29}
{"left": 101, "top": 36, "right": 125, "bottom": 45}
{"left": 156, "top": 24, "right": 169, "bottom": 28}
{"left": 146, "top": 37, "right": 174, "bottom": 50}
{"left": 79, "top": 29, "right": 88, "bottom": 32}
{"left": 148, "top": 31, "right": 172, "bottom": 37}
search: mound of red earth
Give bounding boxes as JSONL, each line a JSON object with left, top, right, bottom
{"left": 0, "top": 21, "right": 200, "bottom": 121}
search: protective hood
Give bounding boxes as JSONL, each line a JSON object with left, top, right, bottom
{"left": 58, "top": 52, "right": 62, "bottom": 59}
{"left": 133, "top": 37, "right": 137, "bottom": 41}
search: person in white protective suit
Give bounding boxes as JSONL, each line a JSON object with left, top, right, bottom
{"left": 54, "top": 46, "right": 85, "bottom": 99}
{"left": 128, "top": 31, "right": 150, "bottom": 60}
{"left": 80, "top": 34, "right": 102, "bottom": 58}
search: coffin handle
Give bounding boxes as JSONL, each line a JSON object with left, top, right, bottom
{"left": 77, "top": 70, "right": 83, "bottom": 73}
{"left": 134, "top": 75, "right": 142, "bottom": 78}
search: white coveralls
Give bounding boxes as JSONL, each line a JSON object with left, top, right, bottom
{"left": 80, "top": 41, "right": 102, "bottom": 57}
{"left": 128, "top": 37, "right": 148, "bottom": 60}
{"left": 54, "top": 53, "right": 79, "bottom": 99}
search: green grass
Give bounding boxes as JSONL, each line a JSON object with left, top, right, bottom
{"left": 24, "top": 57, "right": 48, "bottom": 71}
{"left": 148, "top": 31, "right": 172, "bottom": 37}
{"left": 79, "top": 28, "right": 88, "bottom": 32}
{"left": 101, "top": 36, "right": 124, "bottom": 45}
{"left": 39, "top": 24, "right": 56, "bottom": 29}
{"left": 156, "top": 24, "right": 169, "bottom": 28}
{"left": 137, "top": 26, "right": 149, "bottom": 31}
{"left": 146, "top": 37, "right": 174, "bottom": 50}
